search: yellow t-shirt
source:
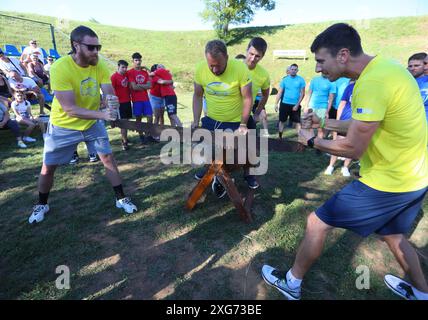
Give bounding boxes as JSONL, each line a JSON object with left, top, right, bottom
{"left": 50, "top": 55, "right": 111, "bottom": 130}
{"left": 352, "top": 56, "right": 428, "bottom": 192}
{"left": 195, "top": 59, "right": 251, "bottom": 122}
{"left": 248, "top": 64, "right": 270, "bottom": 102}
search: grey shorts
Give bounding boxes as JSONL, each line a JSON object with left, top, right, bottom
{"left": 43, "top": 120, "right": 112, "bottom": 165}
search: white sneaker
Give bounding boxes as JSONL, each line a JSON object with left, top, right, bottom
{"left": 324, "top": 166, "right": 334, "bottom": 175}
{"left": 28, "top": 204, "right": 49, "bottom": 224}
{"left": 261, "top": 265, "right": 301, "bottom": 300}
{"left": 341, "top": 167, "right": 351, "bottom": 177}
{"left": 116, "top": 197, "right": 137, "bottom": 214}
{"left": 384, "top": 274, "right": 418, "bottom": 300}
{"left": 23, "top": 136, "right": 37, "bottom": 142}
{"left": 17, "top": 140, "right": 27, "bottom": 148}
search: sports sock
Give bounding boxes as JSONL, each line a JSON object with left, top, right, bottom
{"left": 113, "top": 185, "right": 126, "bottom": 200}
{"left": 286, "top": 269, "right": 302, "bottom": 289}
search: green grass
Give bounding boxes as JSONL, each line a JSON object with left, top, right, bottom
{"left": 1, "top": 11, "right": 428, "bottom": 92}
{"left": 0, "top": 12, "right": 427, "bottom": 300}
{"left": 0, "top": 102, "right": 427, "bottom": 300}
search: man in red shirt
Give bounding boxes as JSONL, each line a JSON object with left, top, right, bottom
{"left": 111, "top": 60, "right": 132, "bottom": 150}
{"left": 127, "top": 52, "right": 155, "bottom": 143}
{"left": 152, "top": 64, "right": 182, "bottom": 127}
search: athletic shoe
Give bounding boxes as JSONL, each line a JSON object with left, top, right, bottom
{"left": 261, "top": 265, "right": 301, "bottom": 300}
{"left": 17, "top": 140, "right": 27, "bottom": 148}
{"left": 341, "top": 167, "right": 351, "bottom": 177}
{"left": 88, "top": 153, "right": 99, "bottom": 163}
{"left": 23, "top": 136, "right": 36, "bottom": 143}
{"left": 194, "top": 168, "right": 207, "bottom": 181}
{"left": 147, "top": 136, "right": 160, "bottom": 143}
{"left": 384, "top": 274, "right": 418, "bottom": 300}
{"left": 244, "top": 175, "right": 260, "bottom": 189}
{"left": 212, "top": 176, "right": 227, "bottom": 199}
{"left": 122, "top": 141, "right": 129, "bottom": 151}
{"left": 28, "top": 204, "right": 49, "bottom": 224}
{"left": 116, "top": 197, "right": 137, "bottom": 214}
{"left": 69, "top": 152, "right": 79, "bottom": 165}
{"left": 324, "top": 166, "right": 334, "bottom": 175}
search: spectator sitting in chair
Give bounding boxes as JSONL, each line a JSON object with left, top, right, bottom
{"left": 8, "top": 71, "right": 46, "bottom": 115}
{"left": 21, "top": 39, "right": 45, "bottom": 65}
{"left": 44, "top": 56, "right": 55, "bottom": 75}
{"left": 11, "top": 90, "right": 38, "bottom": 143}
{"left": 0, "top": 100, "right": 27, "bottom": 148}
{"left": 0, "top": 73, "right": 13, "bottom": 107}
{"left": 27, "top": 53, "right": 50, "bottom": 88}
{"left": 0, "top": 48, "right": 27, "bottom": 78}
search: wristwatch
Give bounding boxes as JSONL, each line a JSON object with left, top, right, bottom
{"left": 307, "top": 136, "right": 316, "bottom": 148}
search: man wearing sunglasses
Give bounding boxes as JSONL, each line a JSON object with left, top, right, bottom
{"left": 28, "top": 25, "right": 138, "bottom": 224}
{"left": 21, "top": 39, "right": 45, "bottom": 65}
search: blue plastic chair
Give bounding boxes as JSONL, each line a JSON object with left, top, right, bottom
{"left": 49, "top": 48, "right": 61, "bottom": 59}
{"left": 41, "top": 48, "right": 48, "bottom": 59}
{"left": 4, "top": 44, "right": 21, "bottom": 57}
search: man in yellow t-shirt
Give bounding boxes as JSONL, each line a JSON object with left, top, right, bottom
{"left": 262, "top": 23, "right": 428, "bottom": 301}
{"left": 28, "top": 26, "right": 137, "bottom": 225}
{"left": 192, "top": 39, "right": 256, "bottom": 193}
{"left": 244, "top": 37, "right": 271, "bottom": 135}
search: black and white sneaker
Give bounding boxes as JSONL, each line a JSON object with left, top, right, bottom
{"left": 69, "top": 152, "right": 79, "bottom": 165}
{"left": 244, "top": 175, "right": 260, "bottom": 189}
{"left": 88, "top": 153, "right": 99, "bottom": 163}
{"left": 261, "top": 265, "right": 301, "bottom": 300}
{"left": 384, "top": 274, "right": 418, "bottom": 300}
{"left": 212, "top": 176, "right": 227, "bottom": 199}
{"left": 194, "top": 168, "right": 207, "bottom": 181}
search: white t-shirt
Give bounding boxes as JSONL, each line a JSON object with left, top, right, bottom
{"left": 23, "top": 46, "right": 45, "bottom": 62}
{"left": 8, "top": 77, "right": 37, "bottom": 91}
{"left": 12, "top": 100, "right": 31, "bottom": 117}
{"left": 0, "top": 57, "right": 26, "bottom": 77}
{"left": 44, "top": 63, "right": 52, "bottom": 73}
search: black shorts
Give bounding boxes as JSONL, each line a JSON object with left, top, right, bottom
{"left": 252, "top": 100, "right": 264, "bottom": 114}
{"left": 164, "top": 95, "right": 177, "bottom": 115}
{"left": 119, "top": 102, "right": 133, "bottom": 119}
{"left": 329, "top": 107, "right": 337, "bottom": 120}
{"left": 279, "top": 103, "right": 301, "bottom": 123}
{"left": 247, "top": 115, "right": 257, "bottom": 130}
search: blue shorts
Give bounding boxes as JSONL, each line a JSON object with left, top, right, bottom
{"left": 133, "top": 101, "right": 153, "bottom": 117}
{"left": 149, "top": 95, "right": 164, "bottom": 110}
{"left": 43, "top": 120, "right": 112, "bottom": 165}
{"left": 316, "top": 180, "right": 427, "bottom": 237}
{"left": 201, "top": 116, "right": 240, "bottom": 131}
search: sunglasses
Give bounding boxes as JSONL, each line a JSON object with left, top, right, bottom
{"left": 31, "top": 42, "right": 37, "bottom": 45}
{"left": 80, "top": 43, "right": 102, "bottom": 52}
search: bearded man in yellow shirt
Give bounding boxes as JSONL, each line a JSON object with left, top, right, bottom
{"left": 28, "top": 26, "right": 137, "bottom": 224}
{"left": 262, "top": 23, "right": 428, "bottom": 300}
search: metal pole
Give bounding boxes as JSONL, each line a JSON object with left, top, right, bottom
{"left": 50, "top": 24, "right": 57, "bottom": 51}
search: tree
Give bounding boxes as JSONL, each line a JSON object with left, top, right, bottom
{"left": 201, "top": 0, "right": 276, "bottom": 39}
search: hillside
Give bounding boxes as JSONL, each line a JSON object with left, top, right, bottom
{"left": 1, "top": 11, "right": 427, "bottom": 92}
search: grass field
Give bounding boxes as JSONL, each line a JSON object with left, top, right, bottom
{"left": 1, "top": 11, "right": 428, "bottom": 92}
{"left": 0, "top": 99, "right": 427, "bottom": 299}
{"left": 0, "top": 12, "right": 427, "bottom": 300}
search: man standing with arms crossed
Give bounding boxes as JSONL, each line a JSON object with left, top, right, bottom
{"left": 28, "top": 26, "right": 137, "bottom": 224}
{"left": 128, "top": 52, "right": 154, "bottom": 144}
{"left": 262, "top": 23, "right": 428, "bottom": 300}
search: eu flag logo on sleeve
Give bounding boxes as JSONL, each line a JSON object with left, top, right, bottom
{"left": 356, "top": 108, "right": 373, "bottom": 114}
